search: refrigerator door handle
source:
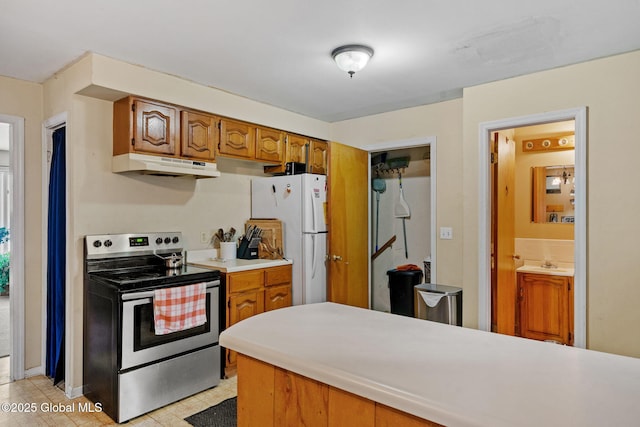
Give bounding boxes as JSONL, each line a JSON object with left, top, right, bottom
{"left": 311, "top": 234, "right": 317, "bottom": 279}
{"left": 310, "top": 191, "right": 318, "bottom": 233}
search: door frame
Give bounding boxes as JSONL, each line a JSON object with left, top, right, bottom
{"left": 361, "top": 136, "right": 437, "bottom": 307}
{"left": 0, "top": 114, "right": 25, "bottom": 381}
{"left": 41, "top": 113, "right": 74, "bottom": 395}
{"left": 478, "top": 107, "right": 587, "bottom": 348}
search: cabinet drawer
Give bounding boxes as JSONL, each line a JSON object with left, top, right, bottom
{"left": 265, "top": 265, "right": 292, "bottom": 287}
{"left": 227, "top": 269, "right": 265, "bottom": 293}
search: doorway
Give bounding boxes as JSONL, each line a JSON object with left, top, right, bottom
{"left": 363, "top": 137, "right": 437, "bottom": 312}
{"left": 478, "top": 108, "right": 587, "bottom": 348}
{"left": 491, "top": 122, "right": 575, "bottom": 340}
{"left": 0, "top": 114, "right": 26, "bottom": 383}
{"left": 42, "top": 113, "right": 67, "bottom": 391}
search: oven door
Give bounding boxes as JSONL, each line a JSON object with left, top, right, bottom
{"left": 120, "top": 281, "right": 219, "bottom": 370}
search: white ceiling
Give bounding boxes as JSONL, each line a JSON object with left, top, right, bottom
{"left": 1, "top": 1, "right": 640, "bottom": 123}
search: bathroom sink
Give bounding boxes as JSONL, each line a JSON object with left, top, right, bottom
{"left": 516, "top": 265, "right": 574, "bottom": 276}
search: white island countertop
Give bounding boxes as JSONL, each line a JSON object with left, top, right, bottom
{"left": 220, "top": 302, "right": 640, "bottom": 427}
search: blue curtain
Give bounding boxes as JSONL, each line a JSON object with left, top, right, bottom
{"left": 46, "top": 127, "right": 65, "bottom": 385}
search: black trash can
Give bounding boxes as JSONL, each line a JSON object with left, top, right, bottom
{"left": 387, "top": 269, "right": 423, "bottom": 317}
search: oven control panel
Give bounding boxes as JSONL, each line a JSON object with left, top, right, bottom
{"left": 85, "top": 232, "right": 183, "bottom": 258}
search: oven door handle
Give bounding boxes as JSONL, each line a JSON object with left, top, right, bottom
{"left": 121, "top": 280, "right": 220, "bottom": 301}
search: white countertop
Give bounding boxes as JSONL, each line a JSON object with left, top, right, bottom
{"left": 186, "top": 248, "right": 291, "bottom": 272}
{"left": 220, "top": 302, "right": 640, "bottom": 427}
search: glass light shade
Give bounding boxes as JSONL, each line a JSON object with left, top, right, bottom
{"left": 332, "top": 45, "right": 374, "bottom": 77}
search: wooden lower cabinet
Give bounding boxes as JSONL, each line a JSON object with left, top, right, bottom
{"left": 237, "top": 354, "right": 442, "bottom": 427}
{"left": 224, "top": 265, "right": 292, "bottom": 377}
{"left": 517, "top": 272, "right": 573, "bottom": 345}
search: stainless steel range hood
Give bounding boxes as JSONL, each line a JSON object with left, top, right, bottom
{"left": 112, "top": 153, "right": 221, "bottom": 178}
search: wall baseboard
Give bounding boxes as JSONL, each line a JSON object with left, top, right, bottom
{"left": 24, "top": 366, "right": 44, "bottom": 378}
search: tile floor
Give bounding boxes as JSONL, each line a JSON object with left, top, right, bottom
{"left": 0, "top": 373, "right": 237, "bottom": 426}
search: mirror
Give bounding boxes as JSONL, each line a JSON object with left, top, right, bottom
{"left": 531, "top": 165, "right": 575, "bottom": 223}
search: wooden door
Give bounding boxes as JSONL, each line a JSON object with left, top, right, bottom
{"left": 219, "top": 118, "right": 256, "bottom": 159}
{"left": 256, "top": 127, "right": 285, "bottom": 163}
{"left": 518, "top": 273, "right": 571, "bottom": 344}
{"left": 327, "top": 142, "right": 368, "bottom": 308}
{"left": 493, "top": 132, "right": 517, "bottom": 335}
{"left": 181, "top": 110, "right": 217, "bottom": 161}
{"left": 133, "top": 98, "right": 177, "bottom": 155}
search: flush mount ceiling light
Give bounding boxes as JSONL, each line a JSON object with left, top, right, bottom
{"left": 331, "top": 44, "right": 374, "bottom": 78}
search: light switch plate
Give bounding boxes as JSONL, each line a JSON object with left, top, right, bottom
{"left": 440, "top": 227, "right": 453, "bottom": 240}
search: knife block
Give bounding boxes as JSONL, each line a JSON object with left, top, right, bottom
{"left": 237, "top": 236, "right": 260, "bottom": 259}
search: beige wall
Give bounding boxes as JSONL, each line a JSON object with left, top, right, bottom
{"left": 0, "top": 76, "right": 44, "bottom": 371}
{"left": 463, "top": 50, "right": 640, "bottom": 357}
{"left": 331, "top": 99, "right": 464, "bottom": 292}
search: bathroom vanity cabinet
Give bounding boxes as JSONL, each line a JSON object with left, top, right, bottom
{"left": 517, "top": 272, "right": 573, "bottom": 345}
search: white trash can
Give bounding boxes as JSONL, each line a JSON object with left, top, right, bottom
{"left": 414, "top": 283, "right": 462, "bottom": 326}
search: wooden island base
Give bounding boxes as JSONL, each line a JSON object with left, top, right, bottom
{"left": 237, "top": 354, "right": 441, "bottom": 427}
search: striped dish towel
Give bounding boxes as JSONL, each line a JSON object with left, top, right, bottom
{"left": 153, "top": 283, "right": 207, "bottom": 335}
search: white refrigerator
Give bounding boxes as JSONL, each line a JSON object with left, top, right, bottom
{"left": 251, "top": 174, "right": 327, "bottom": 305}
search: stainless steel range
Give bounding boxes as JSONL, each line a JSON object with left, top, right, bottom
{"left": 83, "top": 232, "right": 221, "bottom": 423}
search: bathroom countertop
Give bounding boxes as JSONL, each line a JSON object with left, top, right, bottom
{"left": 517, "top": 261, "right": 574, "bottom": 277}
{"left": 220, "top": 302, "right": 640, "bottom": 427}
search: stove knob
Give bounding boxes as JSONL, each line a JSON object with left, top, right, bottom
{"left": 92, "top": 240, "right": 102, "bottom": 248}
{"left": 172, "top": 236, "right": 179, "bottom": 244}
{"left": 104, "top": 240, "right": 113, "bottom": 247}
{"left": 156, "top": 237, "right": 163, "bottom": 245}
{"left": 164, "top": 237, "right": 171, "bottom": 244}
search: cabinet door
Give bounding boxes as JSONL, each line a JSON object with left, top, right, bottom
{"left": 265, "top": 284, "right": 292, "bottom": 312}
{"left": 227, "top": 290, "right": 265, "bottom": 373}
{"left": 133, "top": 98, "right": 178, "bottom": 155}
{"left": 219, "top": 118, "right": 256, "bottom": 159}
{"left": 308, "top": 140, "right": 328, "bottom": 174}
{"left": 518, "top": 273, "right": 570, "bottom": 344}
{"left": 286, "top": 134, "right": 309, "bottom": 164}
{"left": 256, "top": 127, "right": 285, "bottom": 163}
{"left": 181, "top": 110, "right": 218, "bottom": 161}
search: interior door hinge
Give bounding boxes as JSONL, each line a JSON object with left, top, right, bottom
{"left": 491, "top": 152, "right": 496, "bottom": 164}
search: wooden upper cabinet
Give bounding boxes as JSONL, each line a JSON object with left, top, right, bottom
{"left": 114, "top": 96, "right": 178, "bottom": 156}
{"left": 263, "top": 134, "right": 329, "bottom": 175}
{"left": 181, "top": 109, "right": 218, "bottom": 161}
{"left": 256, "top": 127, "right": 285, "bottom": 163}
{"left": 286, "top": 134, "right": 309, "bottom": 164}
{"left": 309, "top": 139, "right": 328, "bottom": 174}
{"left": 517, "top": 272, "right": 573, "bottom": 345}
{"left": 219, "top": 118, "right": 256, "bottom": 159}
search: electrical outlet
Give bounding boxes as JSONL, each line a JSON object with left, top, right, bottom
{"left": 439, "top": 227, "right": 453, "bottom": 240}
{"left": 200, "top": 232, "right": 209, "bottom": 244}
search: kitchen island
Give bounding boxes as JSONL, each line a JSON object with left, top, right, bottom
{"left": 220, "top": 302, "right": 640, "bottom": 427}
